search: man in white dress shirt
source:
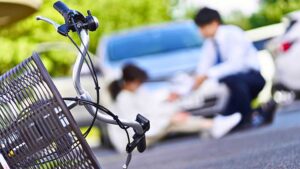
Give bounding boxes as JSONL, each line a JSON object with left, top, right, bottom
{"left": 192, "top": 7, "right": 267, "bottom": 127}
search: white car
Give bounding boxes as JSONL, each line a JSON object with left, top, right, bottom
{"left": 267, "top": 11, "right": 300, "bottom": 99}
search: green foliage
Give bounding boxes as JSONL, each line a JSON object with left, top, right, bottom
{"left": 226, "top": 0, "right": 300, "bottom": 30}
{"left": 0, "top": 0, "right": 171, "bottom": 76}
{"left": 183, "top": 0, "right": 300, "bottom": 30}
{"left": 248, "top": 0, "right": 300, "bottom": 29}
{"left": 225, "top": 11, "right": 251, "bottom": 30}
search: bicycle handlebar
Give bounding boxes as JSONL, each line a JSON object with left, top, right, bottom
{"left": 37, "top": 1, "right": 149, "bottom": 159}
{"left": 53, "top": 1, "right": 71, "bottom": 22}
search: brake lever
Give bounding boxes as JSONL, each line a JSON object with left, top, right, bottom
{"left": 123, "top": 153, "right": 132, "bottom": 169}
{"left": 37, "top": 16, "right": 71, "bottom": 36}
{"left": 126, "top": 114, "right": 150, "bottom": 153}
{"left": 36, "top": 16, "right": 60, "bottom": 30}
{"left": 122, "top": 114, "right": 149, "bottom": 168}
{"left": 123, "top": 135, "right": 146, "bottom": 169}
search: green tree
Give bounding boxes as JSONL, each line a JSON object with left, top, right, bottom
{"left": 226, "top": 0, "right": 300, "bottom": 30}
{"left": 248, "top": 0, "right": 300, "bottom": 29}
{"left": 0, "top": 0, "right": 171, "bottom": 76}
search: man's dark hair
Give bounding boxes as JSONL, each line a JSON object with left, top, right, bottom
{"left": 194, "top": 7, "right": 222, "bottom": 26}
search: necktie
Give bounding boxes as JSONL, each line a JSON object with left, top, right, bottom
{"left": 213, "top": 39, "right": 222, "bottom": 65}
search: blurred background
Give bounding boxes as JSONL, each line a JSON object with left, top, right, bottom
{"left": 2, "top": 0, "right": 300, "bottom": 168}
{"left": 1, "top": 0, "right": 300, "bottom": 76}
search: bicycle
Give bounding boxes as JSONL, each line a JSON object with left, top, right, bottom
{"left": 0, "top": 1, "right": 150, "bottom": 169}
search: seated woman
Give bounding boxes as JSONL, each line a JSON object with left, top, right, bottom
{"left": 107, "top": 64, "right": 241, "bottom": 153}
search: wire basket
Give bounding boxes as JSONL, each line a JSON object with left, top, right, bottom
{"left": 0, "top": 53, "right": 101, "bottom": 169}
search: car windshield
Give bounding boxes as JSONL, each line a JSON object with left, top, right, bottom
{"left": 107, "top": 23, "right": 202, "bottom": 61}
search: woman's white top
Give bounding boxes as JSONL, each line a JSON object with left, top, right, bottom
{"left": 108, "top": 88, "right": 178, "bottom": 152}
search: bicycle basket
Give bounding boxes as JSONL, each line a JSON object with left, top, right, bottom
{"left": 0, "top": 53, "right": 101, "bottom": 169}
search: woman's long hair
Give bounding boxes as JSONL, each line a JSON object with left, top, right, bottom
{"left": 108, "top": 64, "right": 148, "bottom": 101}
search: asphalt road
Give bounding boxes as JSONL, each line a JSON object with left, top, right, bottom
{"left": 94, "top": 102, "right": 300, "bottom": 169}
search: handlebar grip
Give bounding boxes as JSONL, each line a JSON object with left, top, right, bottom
{"left": 53, "top": 1, "right": 71, "bottom": 20}
{"left": 137, "top": 135, "right": 146, "bottom": 153}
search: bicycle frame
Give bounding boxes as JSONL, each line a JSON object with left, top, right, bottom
{"left": 37, "top": 14, "right": 144, "bottom": 135}
{"left": 0, "top": 1, "right": 149, "bottom": 169}
{"left": 34, "top": 2, "right": 149, "bottom": 168}
{"left": 72, "top": 30, "right": 144, "bottom": 135}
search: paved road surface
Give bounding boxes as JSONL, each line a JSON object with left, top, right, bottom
{"left": 94, "top": 102, "right": 300, "bottom": 169}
